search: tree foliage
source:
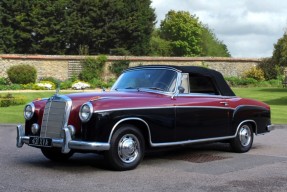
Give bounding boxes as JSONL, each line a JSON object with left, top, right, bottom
{"left": 200, "top": 25, "right": 230, "bottom": 57}
{"left": 257, "top": 30, "right": 287, "bottom": 80}
{"left": 157, "top": 10, "right": 230, "bottom": 57}
{"left": 0, "top": 0, "right": 155, "bottom": 55}
{"left": 160, "top": 10, "right": 202, "bottom": 56}
{"left": 272, "top": 32, "right": 287, "bottom": 67}
{"left": 149, "top": 29, "right": 172, "bottom": 56}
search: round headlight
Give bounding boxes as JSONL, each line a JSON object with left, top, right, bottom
{"left": 79, "top": 102, "right": 93, "bottom": 122}
{"left": 24, "top": 103, "right": 35, "bottom": 120}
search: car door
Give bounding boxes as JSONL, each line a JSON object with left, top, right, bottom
{"left": 174, "top": 74, "right": 232, "bottom": 141}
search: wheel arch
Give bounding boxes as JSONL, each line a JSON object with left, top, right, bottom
{"left": 108, "top": 118, "right": 152, "bottom": 148}
{"left": 235, "top": 120, "right": 257, "bottom": 136}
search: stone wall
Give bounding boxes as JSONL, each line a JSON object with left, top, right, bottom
{"left": 0, "top": 54, "right": 261, "bottom": 81}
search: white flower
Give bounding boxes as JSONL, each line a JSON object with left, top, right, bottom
{"left": 37, "top": 83, "right": 53, "bottom": 90}
{"left": 72, "top": 82, "right": 90, "bottom": 90}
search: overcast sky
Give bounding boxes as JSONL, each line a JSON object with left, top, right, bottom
{"left": 151, "top": 0, "right": 287, "bottom": 58}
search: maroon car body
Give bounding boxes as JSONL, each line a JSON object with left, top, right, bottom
{"left": 17, "top": 65, "right": 273, "bottom": 170}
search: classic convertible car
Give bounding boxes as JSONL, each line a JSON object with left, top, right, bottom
{"left": 17, "top": 65, "right": 273, "bottom": 170}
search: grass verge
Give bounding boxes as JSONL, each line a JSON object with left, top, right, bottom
{"left": 233, "top": 87, "right": 287, "bottom": 124}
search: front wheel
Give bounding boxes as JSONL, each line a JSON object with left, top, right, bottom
{"left": 230, "top": 123, "right": 254, "bottom": 153}
{"left": 104, "top": 124, "right": 145, "bottom": 171}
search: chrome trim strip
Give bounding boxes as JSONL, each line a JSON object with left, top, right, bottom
{"left": 151, "top": 119, "right": 258, "bottom": 147}
{"left": 124, "top": 66, "right": 182, "bottom": 73}
{"left": 108, "top": 118, "right": 153, "bottom": 146}
{"left": 177, "top": 94, "right": 237, "bottom": 99}
{"left": 94, "top": 105, "right": 234, "bottom": 113}
{"left": 235, "top": 120, "right": 257, "bottom": 135}
{"left": 151, "top": 135, "right": 235, "bottom": 147}
{"left": 107, "top": 119, "right": 261, "bottom": 148}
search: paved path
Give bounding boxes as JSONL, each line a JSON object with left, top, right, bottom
{"left": 1, "top": 124, "right": 287, "bottom": 192}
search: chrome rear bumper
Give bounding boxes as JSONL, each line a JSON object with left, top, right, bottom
{"left": 267, "top": 124, "right": 275, "bottom": 132}
{"left": 16, "top": 125, "right": 110, "bottom": 153}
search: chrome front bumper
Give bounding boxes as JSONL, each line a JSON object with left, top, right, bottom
{"left": 16, "top": 125, "right": 110, "bottom": 153}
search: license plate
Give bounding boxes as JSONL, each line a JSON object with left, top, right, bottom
{"left": 29, "top": 137, "right": 52, "bottom": 147}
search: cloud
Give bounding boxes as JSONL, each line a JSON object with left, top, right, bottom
{"left": 151, "top": 0, "right": 287, "bottom": 58}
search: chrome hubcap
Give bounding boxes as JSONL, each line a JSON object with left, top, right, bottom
{"left": 239, "top": 125, "right": 252, "bottom": 147}
{"left": 118, "top": 134, "right": 139, "bottom": 163}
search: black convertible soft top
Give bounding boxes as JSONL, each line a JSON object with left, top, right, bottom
{"left": 127, "top": 65, "right": 236, "bottom": 96}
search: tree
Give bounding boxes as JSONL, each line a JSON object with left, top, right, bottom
{"left": 0, "top": 0, "right": 156, "bottom": 55}
{"left": 0, "top": 0, "right": 69, "bottom": 54}
{"left": 200, "top": 25, "right": 230, "bottom": 57}
{"left": 272, "top": 31, "right": 287, "bottom": 67}
{"left": 160, "top": 10, "right": 202, "bottom": 56}
{"left": 258, "top": 30, "right": 287, "bottom": 80}
{"left": 149, "top": 29, "right": 172, "bottom": 56}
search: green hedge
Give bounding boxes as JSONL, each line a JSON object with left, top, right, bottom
{"left": 0, "top": 94, "right": 27, "bottom": 107}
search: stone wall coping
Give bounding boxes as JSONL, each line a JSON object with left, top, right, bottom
{"left": 0, "top": 54, "right": 262, "bottom": 63}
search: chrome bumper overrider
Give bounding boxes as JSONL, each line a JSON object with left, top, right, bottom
{"left": 267, "top": 124, "right": 275, "bottom": 132}
{"left": 16, "top": 125, "right": 110, "bottom": 153}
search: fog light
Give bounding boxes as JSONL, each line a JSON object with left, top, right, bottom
{"left": 31, "top": 123, "right": 39, "bottom": 134}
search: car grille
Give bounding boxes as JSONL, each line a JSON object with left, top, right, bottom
{"left": 40, "top": 95, "right": 72, "bottom": 138}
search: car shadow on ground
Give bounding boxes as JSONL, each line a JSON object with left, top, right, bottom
{"left": 14, "top": 142, "right": 258, "bottom": 171}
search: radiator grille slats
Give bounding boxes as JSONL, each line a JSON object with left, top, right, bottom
{"left": 40, "top": 99, "right": 68, "bottom": 139}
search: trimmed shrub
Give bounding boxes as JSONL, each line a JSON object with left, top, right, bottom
{"left": 40, "top": 77, "right": 61, "bottom": 87}
{"left": 243, "top": 67, "right": 265, "bottom": 81}
{"left": 0, "top": 93, "right": 26, "bottom": 107}
{"left": 0, "top": 84, "right": 23, "bottom": 90}
{"left": 22, "top": 81, "right": 56, "bottom": 90}
{"left": 7, "top": 65, "right": 37, "bottom": 84}
{"left": 60, "top": 80, "right": 73, "bottom": 89}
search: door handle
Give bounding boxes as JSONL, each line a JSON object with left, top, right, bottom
{"left": 220, "top": 102, "right": 229, "bottom": 106}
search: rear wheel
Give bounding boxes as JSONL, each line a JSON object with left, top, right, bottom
{"left": 105, "top": 124, "right": 145, "bottom": 171}
{"left": 41, "top": 148, "right": 73, "bottom": 162}
{"left": 230, "top": 123, "right": 253, "bottom": 153}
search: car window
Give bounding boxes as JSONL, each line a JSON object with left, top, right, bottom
{"left": 112, "top": 69, "right": 178, "bottom": 92}
{"left": 189, "top": 75, "right": 219, "bottom": 95}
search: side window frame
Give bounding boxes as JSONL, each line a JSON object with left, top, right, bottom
{"left": 188, "top": 74, "right": 219, "bottom": 95}
{"left": 180, "top": 73, "right": 190, "bottom": 94}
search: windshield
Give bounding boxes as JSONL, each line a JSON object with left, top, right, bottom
{"left": 112, "top": 68, "right": 178, "bottom": 92}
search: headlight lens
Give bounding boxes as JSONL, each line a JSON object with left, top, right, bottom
{"left": 79, "top": 102, "right": 93, "bottom": 122}
{"left": 24, "top": 103, "right": 35, "bottom": 120}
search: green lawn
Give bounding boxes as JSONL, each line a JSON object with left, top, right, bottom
{"left": 233, "top": 87, "right": 287, "bottom": 124}
{"left": 0, "top": 88, "right": 286, "bottom": 124}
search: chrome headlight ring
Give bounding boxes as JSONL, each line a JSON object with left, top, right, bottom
{"left": 79, "top": 102, "right": 93, "bottom": 122}
{"left": 24, "top": 103, "right": 35, "bottom": 120}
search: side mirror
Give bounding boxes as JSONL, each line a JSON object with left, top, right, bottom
{"left": 178, "top": 86, "right": 185, "bottom": 93}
